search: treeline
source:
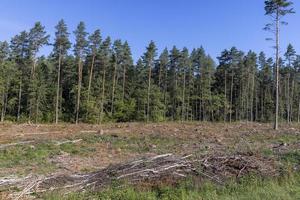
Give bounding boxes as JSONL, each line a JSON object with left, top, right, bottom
{"left": 0, "top": 20, "right": 299, "bottom": 124}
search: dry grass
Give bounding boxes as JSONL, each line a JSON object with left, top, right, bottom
{"left": 0, "top": 122, "right": 300, "bottom": 199}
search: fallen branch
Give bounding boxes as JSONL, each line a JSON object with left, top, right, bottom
{"left": 0, "top": 153, "right": 278, "bottom": 197}
{"left": 0, "top": 141, "right": 34, "bottom": 149}
{"left": 55, "top": 139, "right": 83, "bottom": 146}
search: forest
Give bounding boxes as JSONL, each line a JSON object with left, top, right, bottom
{"left": 2, "top": 0, "right": 300, "bottom": 199}
{"left": 0, "top": 19, "right": 298, "bottom": 125}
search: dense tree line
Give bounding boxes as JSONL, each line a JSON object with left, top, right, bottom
{"left": 0, "top": 18, "right": 299, "bottom": 124}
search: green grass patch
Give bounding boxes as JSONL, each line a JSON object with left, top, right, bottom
{"left": 280, "top": 150, "right": 300, "bottom": 165}
{"left": 0, "top": 140, "right": 96, "bottom": 174}
{"left": 0, "top": 143, "right": 59, "bottom": 170}
{"left": 42, "top": 173, "right": 300, "bottom": 200}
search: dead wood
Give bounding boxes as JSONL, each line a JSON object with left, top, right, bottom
{"left": 0, "top": 141, "right": 34, "bottom": 149}
{"left": 0, "top": 153, "right": 278, "bottom": 198}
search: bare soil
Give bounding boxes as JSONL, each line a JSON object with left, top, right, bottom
{"left": 0, "top": 122, "right": 300, "bottom": 199}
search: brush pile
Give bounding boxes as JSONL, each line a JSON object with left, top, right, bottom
{"left": 0, "top": 153, "right": 278, "bottom": 199}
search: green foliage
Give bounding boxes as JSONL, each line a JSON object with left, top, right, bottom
{"left": 0, "top": 18, "right": 299, "bottom": 123}
{"left": 113, "top": 99, "right": 136, "bottom": 122}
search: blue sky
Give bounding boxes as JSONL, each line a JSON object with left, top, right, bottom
{"left": 0, "top": 0, "right": 299, "bottom": 62}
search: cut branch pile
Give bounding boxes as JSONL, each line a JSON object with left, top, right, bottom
{"left": 0, "top": 153, "right": 278, "bottom": 198}
{"left": 201, "top": 154, "right": 278, "bottom": 180}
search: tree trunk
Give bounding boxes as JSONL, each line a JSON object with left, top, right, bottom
{"left": 35, "top": 91, "right": 40, "bottom": 124}
{"left": 290, "top": 76, "right": 295, "bottom": 123}
{"left": 29, "top": 59, "right": 37, "bottom": 121}
{"left": 274, "top": 10, "right": 279, "bottom": 130}
{"left": 261, "top": 89, "right": 264, "bottom": 121}
{"left": 99, "top": 64, "right": 106, "bottom": 124}
{"left": 111, "top": 61, "right": 117, "bottom": 115}
{"left": 55, "top": 53, "right": 62, "bottom": 124}
{"left": 230, "top": 73, "right": 234, "bottom": 123}
{"left": 251, "top": 69, "right": 255, "bottom": 122}
{"left": 182, "top": 69, "right": 186, "bottom": 121}
{"left": 17, "top": 80, "right": 22, "bottom": 121}
{"left": 158, "top": 64, "right": 162, "bottom": 88}
{"left": 147, "top": 62, "right": 152, "bottom": 122}
{"left": 224, "top": 70, "right": 227, "bottom": 122}
{"left": 75, "top": 59, "right": 83, "bottom": 124}
{"left": 286, "top": 75, "right": 290, "bottom": 123}
{"left": 163, "top": 67, "right": 168, "bottom": 120}
{"left": 1, "top": 80, "right": 10, "bottom": 122}
{"left": 1, "top": 92, "right": 5, "bottom": 122}
{"left": 87, "top": 54, "right": 96, "bottom": 102}
{"left": 246, "top": 70, "right": 250, "bottom": 121}
{"left": 122, "top": 64, "right": 126, "bottom": 102}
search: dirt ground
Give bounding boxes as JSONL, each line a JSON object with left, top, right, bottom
{"left": 0, "top": 122, "right": 300, "bottom": 198}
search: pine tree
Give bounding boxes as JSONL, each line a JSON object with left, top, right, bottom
{"left": 264, "top": 0, "right": 294, "bottom": 129}
{"left": 244, "top": 51, "right": 257, "bottom": 121}
{"left": 10, "top": 31, "right": 30, "bottom": 121}
{"left": 27, "top": 22, "right": 49, "bottom": 122}
{"left": 73, "top": 22, "right": 88, "bottom": 124}
{"left": 284, "top": 44, "right": 296, "bottom": 123}
{"left": 143, "top": 41, "right": 157, "bottom": 122}
{"left": 200, "top": 55, "right": 215, "bottom": 121}
{"left": 121, "top": 41, "right": 133, "bottom": 102}
{"left": 157, "top": 48, "right": 169, "bottom": 119}
{"left": 87, "top": 29, "right": 101, "bottom": 102}
{"left": 168, "top": 46, "right": 181, "bottom": 120}
{"left": 98, "top": 37, "right": 111, "bottom": 123}
{"left": 53, "top": 19, "right": 71, "bottom": 124}
{"left": 110, "top": 40, "right": 123, "bottom": 115}
{"left": 0, "top": 41, "right": 11, "bottom": 122}
{"left": 179, "top": 48, "right": 190, "bottom": 121}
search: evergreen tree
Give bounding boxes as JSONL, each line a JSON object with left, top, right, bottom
{"left": 0, "top": 19, "right": 298, "bottom": 125}
{"left": 284, "top": 44, "right": 296, "bottom": 122}
{"left": 87, "top": 29, "right": 101, "bottom": 102}
{"left": 73, "top": 22, "right": 88, "bottom": 124}
{"left": 53, "top": 19, "right": 71, "bottom": 124}
{"left": 10, "top": 31, "right": 30, "bottom": 121}
{"left": 27, "top": 22, "right": 49, "bottom": 122}
{"left": 168, "top": 46, "right": 181, "bottom": 120}
{"left": 143, "top": 41, "right": 157, "bottom": 122}
{"left": 264, "top": 0, "right": 294, "bottom": 129}
{"left": 98, "top": 37, "right": 111, "bottom": 123}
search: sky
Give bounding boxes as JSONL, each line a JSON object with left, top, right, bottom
{"left": 0, "top": 0, "right": 299, "bottom": 62}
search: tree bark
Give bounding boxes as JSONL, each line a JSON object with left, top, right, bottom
{"left": 75, "top": 59, "right": 83, "bottom": 124}
{"left": 224, "top": 70, "right": 227, "bottom": 122}
{"left": 290, "top": 75, "right": 294, "bottom": 123}
{"left": 286, "top": 75, "right": 290, "bottom": 123}
{"left": 111, "top": 61, "right": 117, "bottom": 115}
{"left": 147, "top": 62, "right": 152, "bottom": 122}
{"left": 35, "top": 91, "right": 40, "bottom": 124}
{"left": 99, "top": 64, "right": 106, "bottom": 124}
{"left": 230, "top": 73, "right": 234, "bottom": 123}
{"left": 158, "top": 64, "right": 162, "bottom": 88}
{"left": 17, "top": 80, "right": 22, "bottom": 121}
{"left": 251, "top": 69, "right": 255, "bottom": 122}
{"left": 182, "top": 69, "right": 186, "bottom": 121}
{"left": 87, "top": 54, "right": 96, "bottom": 102}
{"left": 1, "top": 91, "right": 5, "bottom": 122}
{"left": 163, "top": 66, "right": 168, "bottom": 120}
{"left": 122, "top": 64, "right": 126, "bottom": 102}
{"left": 29, "top": 59, "right": 37, "bottom": 121}
{"left": 55, "top": 53, "right": 62, "bottom": 124}
{"left": 274, "top": 10, "right": 279, "bottom": 130}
